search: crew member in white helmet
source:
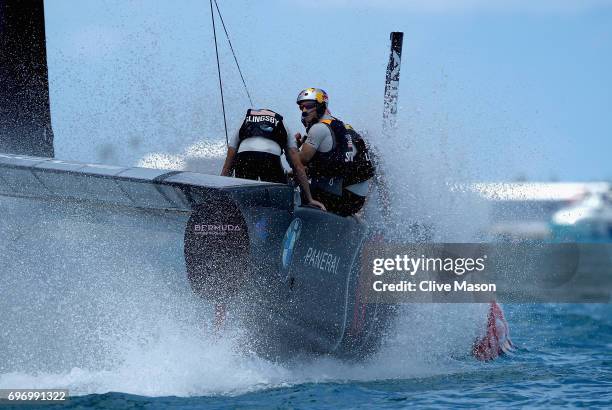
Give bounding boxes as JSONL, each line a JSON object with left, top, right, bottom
{"left": 294, "top": 89, "right": 375, "bottom": 217}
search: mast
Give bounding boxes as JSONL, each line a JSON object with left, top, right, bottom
{"left": 0, "top": 0, "right": 54, "bottom": 157}
{"left": 382, "top": 32, "right": 404, "bottom": 138}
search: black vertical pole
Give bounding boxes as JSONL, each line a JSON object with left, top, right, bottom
{"left": 382, "top": 32, "right": 403, "bottom": 137}
{"left": 0, "top": 0, "right": 54, "bottom": 157}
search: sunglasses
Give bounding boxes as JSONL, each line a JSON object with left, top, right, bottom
{"left": 298, "top": 102, "right": 317, "bottom": 111}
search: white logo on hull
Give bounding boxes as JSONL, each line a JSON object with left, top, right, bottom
{"left": 303, "top": 247, "right": 340, "bottom": 274}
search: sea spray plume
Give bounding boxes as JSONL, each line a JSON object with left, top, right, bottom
{"left": 359, "top": 120, "right": 490, "bottom": 242}
{"left": 137, "top": 140, "right": 227, "bottom": 173}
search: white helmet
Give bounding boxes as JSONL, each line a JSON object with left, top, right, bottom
{"left": 296, "top": 88, "right": 329, "bottom": 106}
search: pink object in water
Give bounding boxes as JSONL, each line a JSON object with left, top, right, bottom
{"left": 473, "top": 302, "right": 513, "bottom": 361}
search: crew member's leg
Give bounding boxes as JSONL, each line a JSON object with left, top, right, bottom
{"left": 310, "top": 187, "right": 365, "bottom": 217}
{"left": 341, "top": 189, "right": 366, "bottom": 216}
{"left": 310, "top": 187, "right": 347, "bottom": 215}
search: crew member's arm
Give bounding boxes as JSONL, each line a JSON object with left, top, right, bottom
{"left": 297, "top": 142, "right": 317, "bottom": 166}
{"left": 220, "top": 129, "right": 240, "bottom": 176}
{"left": 283, "top": 123, "right": 325, "bottom": 210}
{"left": 220, "top": 146, "right": 237, "bottom": 177}
{"left": 287, "top": 148, "right": 325, "bottom": 211}
{"left": 294, "top": 132, "right": 305, "bottom": 149}
{"left": 295, "top": 123, "right": 330, "bottom": 166}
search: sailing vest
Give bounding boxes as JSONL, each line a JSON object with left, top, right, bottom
{"left": 238, "top": 109, "right": 288, "bottom": 152}
{"left": 306, "top": 118, "right": 375, "bottom": 195}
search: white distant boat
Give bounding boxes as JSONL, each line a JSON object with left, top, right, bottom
{"left": 551, "top": 191, "right": 612, "bottom": 240}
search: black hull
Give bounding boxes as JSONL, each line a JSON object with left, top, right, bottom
{"left": 0, "top": 153, "right": 395, "bottom": 359}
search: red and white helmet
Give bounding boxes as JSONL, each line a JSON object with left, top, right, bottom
{"left": 296, "top": 88, "right": 329, "bottom": 105}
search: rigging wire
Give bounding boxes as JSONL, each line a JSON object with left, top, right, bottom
{"left": 210, "top": 0, "right": 229, "bottom": 145}
{"left": 213, "top": 0, "right": 254, "bottom": 107}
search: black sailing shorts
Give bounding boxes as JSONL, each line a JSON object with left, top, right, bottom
{"left": 310, "top": 186, "right": 366, "bottom": 217}
{"left": 235, "top": 151, "right": 287, "bottom": 184}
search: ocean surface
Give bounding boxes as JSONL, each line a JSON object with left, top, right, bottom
{"left": 2, "top": 303, "right": 610, "bottom": 409}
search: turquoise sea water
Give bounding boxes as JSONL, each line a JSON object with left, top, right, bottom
{"left": 6, "top": 303, "right": 610, "bottom": 409}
